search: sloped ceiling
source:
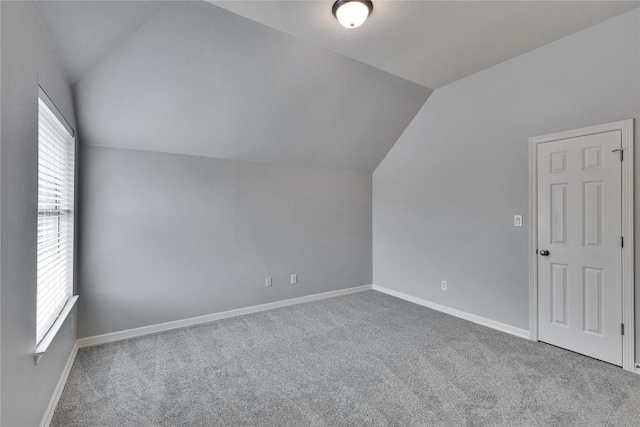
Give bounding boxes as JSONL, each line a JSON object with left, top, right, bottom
{"left": 53, "top": 1, "right": 431, "bottom": 173}
{"left": 35, "top": 0, "right": 168, "bottom": 84}
{"left": 212, "top": 1, "right": 639, "bottom": 89}
{"left": 36, "top": 1, "right": 637, "bottom": 173}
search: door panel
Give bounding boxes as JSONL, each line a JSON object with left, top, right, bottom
{"left": 537, "top": 130, "right": 622, "bottom": 366}
{"left": 582, "top": 267, "right": 603, "bottom": 335}
{"left": 583, "top": 181, "right": 602, "bottom": 247}
{"left": 550, "top": 263, "right": 568, "bottom": 325}
{"left": 550, "top": 184, "right": 567, "bottom": 244}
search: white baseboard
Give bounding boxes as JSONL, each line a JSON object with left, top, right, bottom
{"left": 77, "top": 285, "right": 373, "bottom": 348}
{"left": 372, "top": 285, "right": 530, "bottom": 340}
{"left": 41, "top": 341, "right": 78, "bottom": 427}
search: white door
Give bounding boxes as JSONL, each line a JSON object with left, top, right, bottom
{"left": 537, "top": 130, "right": 622, "bottom": 366}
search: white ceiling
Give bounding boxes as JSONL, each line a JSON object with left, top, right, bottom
{"left": 35, "top": 1, "right": 639, "bottom": 89}
{"left": 32, "top": 0, "right": 638, "bottom": 173}
{"left": 211, "top": 0, "right": 639, "bottom": 89}
{"left": 35, "top": 1, "right": 168, "bottom": 83}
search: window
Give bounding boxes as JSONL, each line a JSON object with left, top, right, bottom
{"left": 36, "top": 89, "right": 75, "bottom": 345}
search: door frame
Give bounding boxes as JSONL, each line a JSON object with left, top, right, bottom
{"left": 528, "top": 119, "right": 635, "bottom": 372}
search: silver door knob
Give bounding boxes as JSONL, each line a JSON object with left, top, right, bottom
{"left": 539, "top": 249, "right": 550, "bottom": 256}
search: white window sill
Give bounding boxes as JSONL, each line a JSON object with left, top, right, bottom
{"left": 34, "top": 295, "right": 79, "bottom": 365}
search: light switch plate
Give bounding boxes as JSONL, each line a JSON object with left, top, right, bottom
{"left": 514, "top": 215, "right": 523, "bottom": 227}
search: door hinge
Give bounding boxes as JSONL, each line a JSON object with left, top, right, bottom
{"left": 621, "top": 323, "right": 625, "bottom": 336}
{"left": 621, "top": 236, "right": 624, "bottom": 248}
{"left": 612, "top": 148, "right": 623, "bottom": 161}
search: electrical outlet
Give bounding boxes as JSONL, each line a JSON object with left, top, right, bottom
{"left": 441, "top": 280, "right": 448, "bottom": 291}
{"left": 266, "top": 277, "right": 273, "bottom": 287}
{"left": 514, "top": 215, "right": 523, "bottom": 227}
{"left": 291, "top": 274, "right": 297, "bottom": 284}
{"left": 70, "top": 313, "right": 75, "bottom": 333}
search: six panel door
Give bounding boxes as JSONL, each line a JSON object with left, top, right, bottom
{"left": 537, "top": 130, "right": 623, "bottom": 366}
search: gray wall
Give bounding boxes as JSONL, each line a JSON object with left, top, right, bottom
{"left": 1, "top": 2, "right": 78, "bottom": 426}
{"left": 373, "top": 10, "right": 640, "bottom": 358}
{"left": 78, "top": 146, "right": 372, "bottom": 338}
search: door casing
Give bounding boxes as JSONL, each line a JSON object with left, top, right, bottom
{"left": 528, "top": 119, "right": 635, "bottom": 372}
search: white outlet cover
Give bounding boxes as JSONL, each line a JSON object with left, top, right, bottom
{"left": 514, "top": 215, "right": 523, "bottom": 227}
{"left": 291, "top": 274, "right": 297, "bottom": 284}
{"left": 266, "top": 277, "right": 273, "bottom": 287}
{"left": 441, "top": 280, "right": 447, "bottom": 291}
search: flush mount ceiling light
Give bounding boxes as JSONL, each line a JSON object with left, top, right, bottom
{"left": 332, "top": 0, "right": 373, "bottom": 29}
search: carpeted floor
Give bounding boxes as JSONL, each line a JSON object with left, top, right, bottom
{"left": 52, "top": 290, "right": 640, "bottom": 426}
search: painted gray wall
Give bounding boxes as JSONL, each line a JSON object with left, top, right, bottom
{"left": 1, "top": 2, "right": 78, "bottom": 425}
{"left": 72, "top": 1, "right": 431, "bottom": 174}
{"left": 373, "top": 10, "right": 640, "bottom": 359}
{"left": 78, "top": 146, "right": 372, "bottom": 338}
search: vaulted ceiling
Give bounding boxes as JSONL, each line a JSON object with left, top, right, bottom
{"left": 36, "top": 0, "right": 431, "bottom": 172}
{"left": 211, "top": 1, "right": 639, "bottom": 89}
{"left": 35, "top": 0, "right": 168, "bottom": 84}
{"left": 34, "top": 0, "right": 638, "bottom": 173}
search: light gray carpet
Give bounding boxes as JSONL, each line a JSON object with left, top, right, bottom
{"left": 52, "top": 291, "right": 640, "bottom": 426}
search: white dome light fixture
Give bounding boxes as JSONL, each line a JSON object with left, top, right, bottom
{"left": 332, "top": 0, "right": 373, "bottom": 29}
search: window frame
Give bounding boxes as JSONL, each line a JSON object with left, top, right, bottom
{"left": 34, "top": 86, "right": 78, "bottom": 364}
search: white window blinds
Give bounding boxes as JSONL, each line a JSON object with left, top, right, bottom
{"left": 37, "top": 90, "right": 75, "bottom": 345}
